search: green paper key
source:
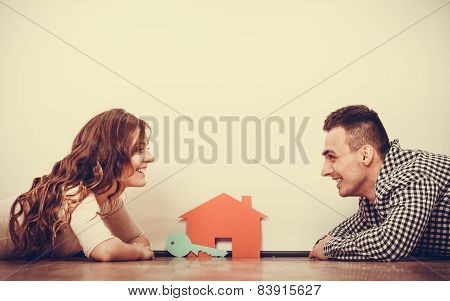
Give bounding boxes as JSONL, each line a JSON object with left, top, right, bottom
{"left": 166, "top": 232, "right": 228, "bottom": 257}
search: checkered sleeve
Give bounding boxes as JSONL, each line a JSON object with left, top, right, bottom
{"left": 327, "top": 200, "right": 371, "bottom": 237}
{"left": 313, "top": 201, "right": 370, "bottom": 246}
{"left": 323, "top": 177, "right": 439, "bottom": 261}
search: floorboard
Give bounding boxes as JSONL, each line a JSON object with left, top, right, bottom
{"left": 1, "top": 257, "right": 448, "bottom": 281}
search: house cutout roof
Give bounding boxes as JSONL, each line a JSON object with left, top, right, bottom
{"left": 179, "top": 193, "right": 267, "bottom": 219}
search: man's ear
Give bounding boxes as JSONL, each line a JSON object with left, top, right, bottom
{"left": 359, "top": 145, "right": 374, "bottom": 166}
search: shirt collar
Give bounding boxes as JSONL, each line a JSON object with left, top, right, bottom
{"left": 375, "top": 139, "right": 402, "bottom": 200}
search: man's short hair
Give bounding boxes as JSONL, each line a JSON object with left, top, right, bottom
{"left": 323, "top": 105, "right": 390, "bottom": 158}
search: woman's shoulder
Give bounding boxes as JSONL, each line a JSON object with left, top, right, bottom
{"left": 62, "top": 185, "right": 99, "bottom": 218}
{"left": 64, "top": 185, "right": 126, "bottom": 218}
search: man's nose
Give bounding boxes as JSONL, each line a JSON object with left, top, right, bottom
{"left": 321, "top": 161, "right": 332, "bottom": 177}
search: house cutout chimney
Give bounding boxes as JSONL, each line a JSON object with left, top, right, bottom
{"left": 242, "top": 196, "right": 252, "bottom": 208}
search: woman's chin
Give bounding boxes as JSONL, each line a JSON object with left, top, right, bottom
{"left": 134, "top": 181, "right": 146, "bottom": 188}
{"left": 124, "top": 179, "right": 147, "bottom": 188}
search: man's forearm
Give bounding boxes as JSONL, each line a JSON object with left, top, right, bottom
{"left": 328, "top": 207, "right": 369, "bottom": 237}
{"left": 109, "top": 241, "right": 146, "bottom": 261}
{"left": 325, "top": 178, "right": 437, "bottom": 261}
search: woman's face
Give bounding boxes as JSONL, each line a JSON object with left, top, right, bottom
{"left": 123, "top": 129, "right": 154, "bottom": 188}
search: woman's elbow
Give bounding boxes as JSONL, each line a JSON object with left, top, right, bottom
{"left": 90, "top": 242, "right": 115, "bottom": 262}
{"left": 91, "top": 251, "right": 113, "bottom": 262}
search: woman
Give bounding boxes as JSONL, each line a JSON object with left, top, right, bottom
{"left": 0, "top": 108, "right": 155, "bottom": 261}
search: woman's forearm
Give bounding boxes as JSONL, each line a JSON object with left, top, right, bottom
{"left": 91, "top": 237, "right": 145, "bottom": 262}
{"left": 128, "top": 235, "right": 151, "bottom": 247}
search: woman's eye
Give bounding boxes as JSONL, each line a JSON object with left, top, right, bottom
{"left": 138, "top": 147, "right": 149, "bottom": 153}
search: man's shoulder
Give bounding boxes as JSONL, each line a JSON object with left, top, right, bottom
{"left": 393, "top": 148, "right": 449, "bottom": 186}
{"left": 376, "top": 142, "right": 449, "bottom": 199}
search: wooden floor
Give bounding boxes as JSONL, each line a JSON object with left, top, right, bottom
{"left": 0, "top": 257, "right": 448, "bottom": 281}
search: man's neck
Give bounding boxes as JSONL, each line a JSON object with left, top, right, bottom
{"left": 362, "top": 160, "right": 384, "bottom": 204}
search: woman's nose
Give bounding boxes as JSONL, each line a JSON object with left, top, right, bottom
{"left": 144, "top": 149, "right": 154, "bottom": 163}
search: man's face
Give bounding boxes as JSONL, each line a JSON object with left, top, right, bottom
{"left": 321, "top": 127, "right": 366, "bottom": 197}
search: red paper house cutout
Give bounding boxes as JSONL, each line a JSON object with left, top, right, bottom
{"left": 179, "top": 193, "right": 267, "bottom": 258}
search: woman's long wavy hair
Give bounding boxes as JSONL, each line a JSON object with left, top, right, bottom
{"left": 9, "top": 108, "right": 151, "bottom": 259}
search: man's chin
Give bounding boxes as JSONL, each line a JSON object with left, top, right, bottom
{"left": 338, "top": 188, "right": 349, "bottom": 197}
{"left": 338, "top": 187, "right": 361, "bottom": 198}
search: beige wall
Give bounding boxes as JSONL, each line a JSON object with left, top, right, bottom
{"left": 1, "top": 0, "right": 449, "bottom": 250}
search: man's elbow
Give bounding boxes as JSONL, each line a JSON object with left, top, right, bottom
{"left": 380, "top": 253, "right": 409, "bottom": 262}
{"left": 375, "top": 245, "right": 411, "bottom": 262}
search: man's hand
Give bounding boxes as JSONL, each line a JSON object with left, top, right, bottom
{"left": 309, "top": 235, "right": 334, "bottom": 260}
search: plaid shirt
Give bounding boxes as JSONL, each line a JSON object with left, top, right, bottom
{"left": 323, "top": 139, "right": 449, "bottom": 261}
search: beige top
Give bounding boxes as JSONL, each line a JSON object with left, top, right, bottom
{"left": 0, "top": 187, "right": 144, "bottom": 259}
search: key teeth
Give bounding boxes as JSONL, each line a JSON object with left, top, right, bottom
{"left": 201, "top": 250, "right": 214, "bottom": 256}
{"left": 208, "top": 250, "right": 227, "bottom": 257}
{"left": 197, "top": 249, "right": 227, "bottom": 257}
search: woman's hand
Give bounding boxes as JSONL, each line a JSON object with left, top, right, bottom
{"left": 133, "top": 243, "right": 155, "bottom": 260}
{"left": 129, "top": 235, "right": 151, "bottom": 248}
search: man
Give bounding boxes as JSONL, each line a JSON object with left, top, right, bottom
{"left": 309, "top": 105, "right": 449, "bottom": 261}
